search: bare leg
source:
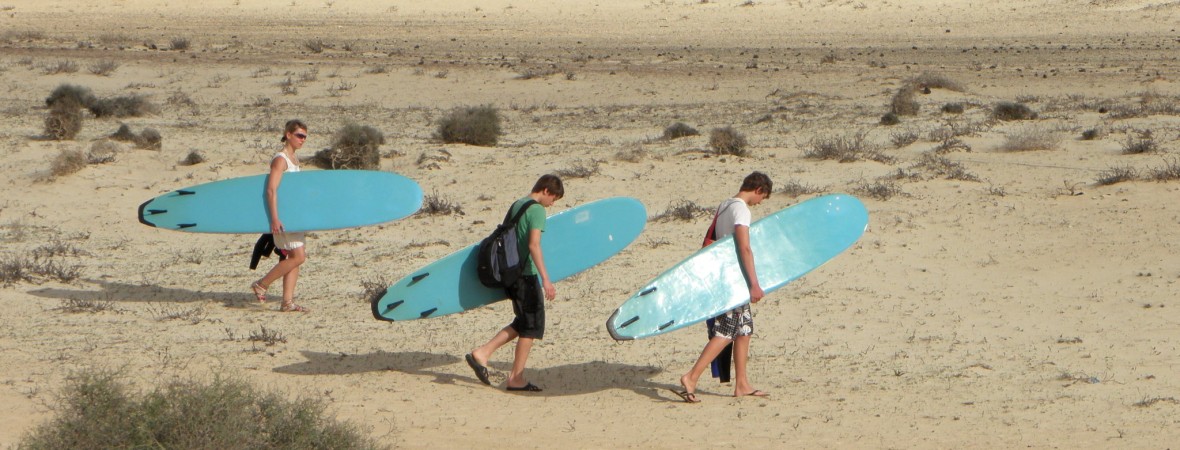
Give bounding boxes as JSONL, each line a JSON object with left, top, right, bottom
{"left": 679, "top": 336, "right": 734, "bottom": 397}
{"left": 731, "top": 335, "right": 761, "bottom": 396}
{"left": 507, "top": 337, "right": 534, "bottom": 388}
{"left": 471, "top": 325, "right": 519, "bottom": 368}
{"left": 257, "top": 246, "right": 306, "bottom": 292}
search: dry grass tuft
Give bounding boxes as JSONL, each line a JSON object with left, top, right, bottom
{"left": 996, "top": 127, "right": 1058, "bottom": 152}
{"left": 709, "top": 126, "right": 749, "bottom": 156}
{"left": 663, "top": 122, "right": 700, "bottom": 140}
{"left": 653, "top": 200, "right": 710, "bottom": 222}
{"left": 803, "top": 131, "right": 894, "bottom": 163}
{"left": 1095, "top": 165, "right": 1138, "bottom": 186}
{"left": 418, "top": 191, "right": 463, "bottom": 216}
{"left": 992, "top": 101, "right": 1038, "bottom": 121}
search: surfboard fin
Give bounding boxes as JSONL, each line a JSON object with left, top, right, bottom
{"left": 640, "top": 287, "right": 657, "bottom": 296}
{"left": 658, "top": 320, "right": 675, "bottom": 331}
{"left": 410, "top": 273, "right": 429, "bottom": 283}
{"left": 383, "top": 300, "right": 404, "bottom": 312}
{"left": 176, "top": 190, "right": 196, "bottom": 196}
{"left": 419, "top": 308, "right": 437, "bottom": 318}
{"left": 177, "top": 223, "right": 197, "bottom": 229}
{"left": 619, "top": 316, "right": 639, "bottom": 329}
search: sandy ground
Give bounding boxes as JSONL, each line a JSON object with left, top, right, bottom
{"left": 2, "top": 0, "right": 1180, "bottom": 448}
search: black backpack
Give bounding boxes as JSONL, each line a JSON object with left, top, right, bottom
{"left": 476, "top": 199, "right": 538, "bottom": 288}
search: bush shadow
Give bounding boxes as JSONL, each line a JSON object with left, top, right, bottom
{"left": 28, "top": 278, "right": 257, "bottom": 308}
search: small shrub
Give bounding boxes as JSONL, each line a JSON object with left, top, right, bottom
{"left": 43, "top": 60, "right": 79, "bottom": 74}
{"left": 87, "top": 140, "right": 120, "bottom": 164}
{"left": 110, "top": 123, "right": 136, "bottom": 141}
{"left": 248, "top": 325, "right": 287, "bottom": 345}
{"left": 709, "top": 126, "right": 748, "bottom": 156}
{"left": 417, "top": 192, "right": 463, "bottom": 216}
{"left": 1096, "top": 165, "right": 1138, "bottom": 186}
{"left": 941, "top": 103, "right": 965, "bottom": 114}
{"left": 46, "top": 84, "right": 96, "bottom": 109}
{"left": 1080, "top": 128, "right": 1104, "bottom": 140}
{"left": 135, "top": 128, "right": 162, "bottom": 150}
{"left": 88, "top": 94, "right": 158, "bottom": 118}
{"left": 912, "top": 72, "right": 965, "bottom": 92}
{"left": 180, "top": 150, "right": 206, "bottom": 166}
{"left": 311, "top": 123, "right": 383, "bottom": 170}
{"left": 890, "top": 85, "right": 919, "bottom": 116}
{"left": 554, "top": 160, "right": 602, "bottom": 179}
{"left": 169, "top": 37, "right": 190, "bottom": 50}
{"left": 304, "top": 38, "right": 326, "bottom": 53}
{"left": 1147, "top": 157, "right": 1180, "bottom": 181}
{"left": 890, "top": 129, "right": 920, "bottom": 148}
{"left": 435, "top": 105, "right": 501, "bottom": 146}
{"left": 364, "top": 65, "right": 389, "bottom": 74}
{"left": 51, "top": 150, "right": 88, "bottom": 177}
{"left": 662, "top": 122, "right": 699, "bottom": 140}
{"left": 803, "top": 131, "right": 893, "bottom": 163}
{"left": 54, "top": 298, "right": 120, "bottom": 314}
{"left": 615, "top": 146, "right": 647, "bottom": 163}
{"left": 44, "top": 98, "right": 83, "bottom": 140}
{"left": 879, "top": 112, "right": 900, "bottom": 126}
{"left": 17, "top": 369, "right": 385, "bottom": 449}
{"left": 777, "top": 180, "right": 825, "bottom": 198}
{"left": 87, "top": 60, "right": 120, "bottom": 76}
{"left": 0, "top": 255, "right": 82, "bottom": 285}
{"left": 997, "top": 127, "right": 1057, "bottom": 152}
{"left": 854, "top": 179, "right": 905, "bottom": 201}
{"left": 915, "top": 152, "right": 979, "bottom": 181}
{"left": 992, "top": 101, "right": 1037, "bottom": 121}
{"left": 654, "top": 200, "right": 709, "bottom": 222}
{"left": 1121, "top": 133, "right": 1158, "bottom": 154}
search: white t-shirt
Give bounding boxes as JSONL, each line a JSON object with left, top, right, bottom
{"left": 713, "top": 197, "right": 751, "bottom": 239}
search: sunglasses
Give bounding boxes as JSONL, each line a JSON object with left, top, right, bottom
{"left": 292, "top": 133, "right": 307, "bottom": 139}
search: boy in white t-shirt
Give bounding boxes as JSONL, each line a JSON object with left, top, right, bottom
{"left": 675, "top": 171, "right": 773, "bottom": 403}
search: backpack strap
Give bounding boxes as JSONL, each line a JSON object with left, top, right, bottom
{"left": 503, "top": 199, "right": 539, "bottom": 226}
{"left": 701, "top": 200, "right": 736, "bottom": 247}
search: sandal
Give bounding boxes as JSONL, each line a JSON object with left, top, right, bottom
{"left": 250, "top": 282, "right": 267, "bottom": 303}
{"left": 280, "top": 303, "right": 309, "bottom": 313}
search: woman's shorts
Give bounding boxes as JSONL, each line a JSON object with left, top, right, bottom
{"left": 274, "top": 231, "right": 305, "bottom": 251}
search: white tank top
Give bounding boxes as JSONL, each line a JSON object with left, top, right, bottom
{"left": 274, "top": 152, "right": 300, "bottom": 173}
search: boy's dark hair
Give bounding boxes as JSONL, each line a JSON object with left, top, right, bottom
{"left": 531, "top": 174, "right": 564, "bottom": 199}
{"left": 740, "top": 171, "right": 772, "bottom": 197}
{"left": 280, "top": 119, "right": 307, "bottom": 142}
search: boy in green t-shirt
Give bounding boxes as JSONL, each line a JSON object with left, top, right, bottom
{"left": 466, "top": 174, "right": 564, "bottom": 392}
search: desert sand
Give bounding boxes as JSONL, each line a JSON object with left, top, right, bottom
{"left": 2, "top": 0, "right": 1179, "bottom": 448}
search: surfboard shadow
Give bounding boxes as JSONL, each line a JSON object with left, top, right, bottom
{"left": 273, "top": 350, "right": 460, "bottom": 380}
{"left": 486, "top": 360, "right": 667, "bottom": 399}
{"left": 28, "top": 279, "right": 261, "bottom": 308}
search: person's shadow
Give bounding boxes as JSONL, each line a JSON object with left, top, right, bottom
{"left": 274, "top": 350, "right": 672, "bottom": 400}
{"left": 28, "top": 279, "right": 258, "bottom": 308}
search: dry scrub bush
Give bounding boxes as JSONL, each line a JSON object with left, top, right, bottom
{"left": 879, "top": 112, "right": 900, "bottom": 126}
{"left": 44, "top": 98, "right": 83, "bottom": 140}
{"left": 912, "top": 72, "right": 965, "bottom": 92}
{"left": 43, "top": 60, "right": 79, "bottom": 74}
{"left": 50, "top": 149, "right": 88, "bottom": 177}
{"left": 854, "top": 179, "right": 905, "bottom": 201}
{"left": 777, "top": 180, "right": 825, "bottom": 198}
{"left": 997, "top": 127, "right": 1058, "bottom": 152}
{"left": 135, "top": 128, "right": 162, "bottom": 150}
{"left": 709, "top": 126, "right": 749, "bottom": 156}
{"left": 180, "top": 150, "right": 206, "bottom": 166}
{"left": 654, "top": 200, "right": 709, "bottom": 222}
{"left": 914, "top": 153, "right": 979, "bottom": 181}
{"left": 87, "top": 140, "right": 120, "bottom": 164}
{"left": 890, "top": 85, "right": 920, "bottom": 116}
{"left": 992, "top": 101, "right": 1037, "bottom": 121}
{"left": 418, "top": 192, "right": 463, "bottom": 216}
{"left": 46, "top": 84, "right": 96, "bottom": 109}
{"left": 87, "top": 60, "right": 119, "bottom": 76}
{"left": 663, "top": 122, "right": 699, "bottom": 140}
{"left": 312, "top": 123, "right": 383, "bottom": 170}
{"left": 110, "top": 123, "right": 136, "bottom": 142}
{"left": 1096, "top": 166, "right": 1138, "bottom": 186}
{"left": 88, "top": 94, "right": 157, "bottom": 118}
{"left": 169, "top": 37, "right": 190, "bottom": 50}
{"left": 803, "top": 131, "right": 894, "bottom": 163}
{"left": 17, "top": 369, "right": 386, "bottom": 450}
{"left": 436, "top": 105, "right": 501, "bottom": 146}
{"left": 1147, "top": 157, "right": 1180, "bottom": 181}
{"left": 0, "top": 255, "right": 82, "bottom": 285}
{"left": 1121, "top": 132, "right": 1159, "bottom": 154}
{"left": 554, "top": 160, "right": 602, "bottom": 179}
{"left": 890, "top": 129, "right": 920, "bottom": 148}
{"left": 941, "top": 103, "right": 965, "bottom": 114}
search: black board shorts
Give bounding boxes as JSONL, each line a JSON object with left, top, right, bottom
{"left": 506, "top": 275, "right": 545, "bottom": 339}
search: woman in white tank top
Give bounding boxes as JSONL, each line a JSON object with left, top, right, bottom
{"left": 250, "top": 120, "right": 311, "bottom": 313}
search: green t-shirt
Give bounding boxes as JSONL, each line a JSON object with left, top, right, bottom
{"left": 509, "top": 196, "right": 546, "bottom": 276}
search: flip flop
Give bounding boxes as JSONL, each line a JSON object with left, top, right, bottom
{"left": 736, "top": 389, "right": 769, "bottom": 398}
{"left": 465, "top": 353, "right": 491, "bottom": 386}
{"left": 670, "top": 389, "right": 701, "bottom": 403}
{"left": 506, "top": 382, "right": 542, "bottom": 392}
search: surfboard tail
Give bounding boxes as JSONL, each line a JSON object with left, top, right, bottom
{"left": 137, "top": 199, "right": 158, "bottom": 228}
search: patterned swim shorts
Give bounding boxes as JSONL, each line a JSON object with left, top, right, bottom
{"left": 709, "top": 304, "right": 753, "bottom": 339}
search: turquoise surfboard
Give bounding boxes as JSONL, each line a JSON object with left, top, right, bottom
{"left": 372, "top": 197, "right": 647, "bottom": 321}
{"left": 606, "top": 194, "right": 868, "bottom": 340}
{"left": 138, "top": 170, "right": 423, "bottom": 233}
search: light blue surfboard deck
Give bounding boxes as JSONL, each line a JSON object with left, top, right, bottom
{"left": 371, "top": 197, "right": 647, "bottom": 321}
{"left": 138, "top": 170, "right": 423, "bottom": 233}
{"left": 606, "top": 194, "right": 868, "bottom": 340}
